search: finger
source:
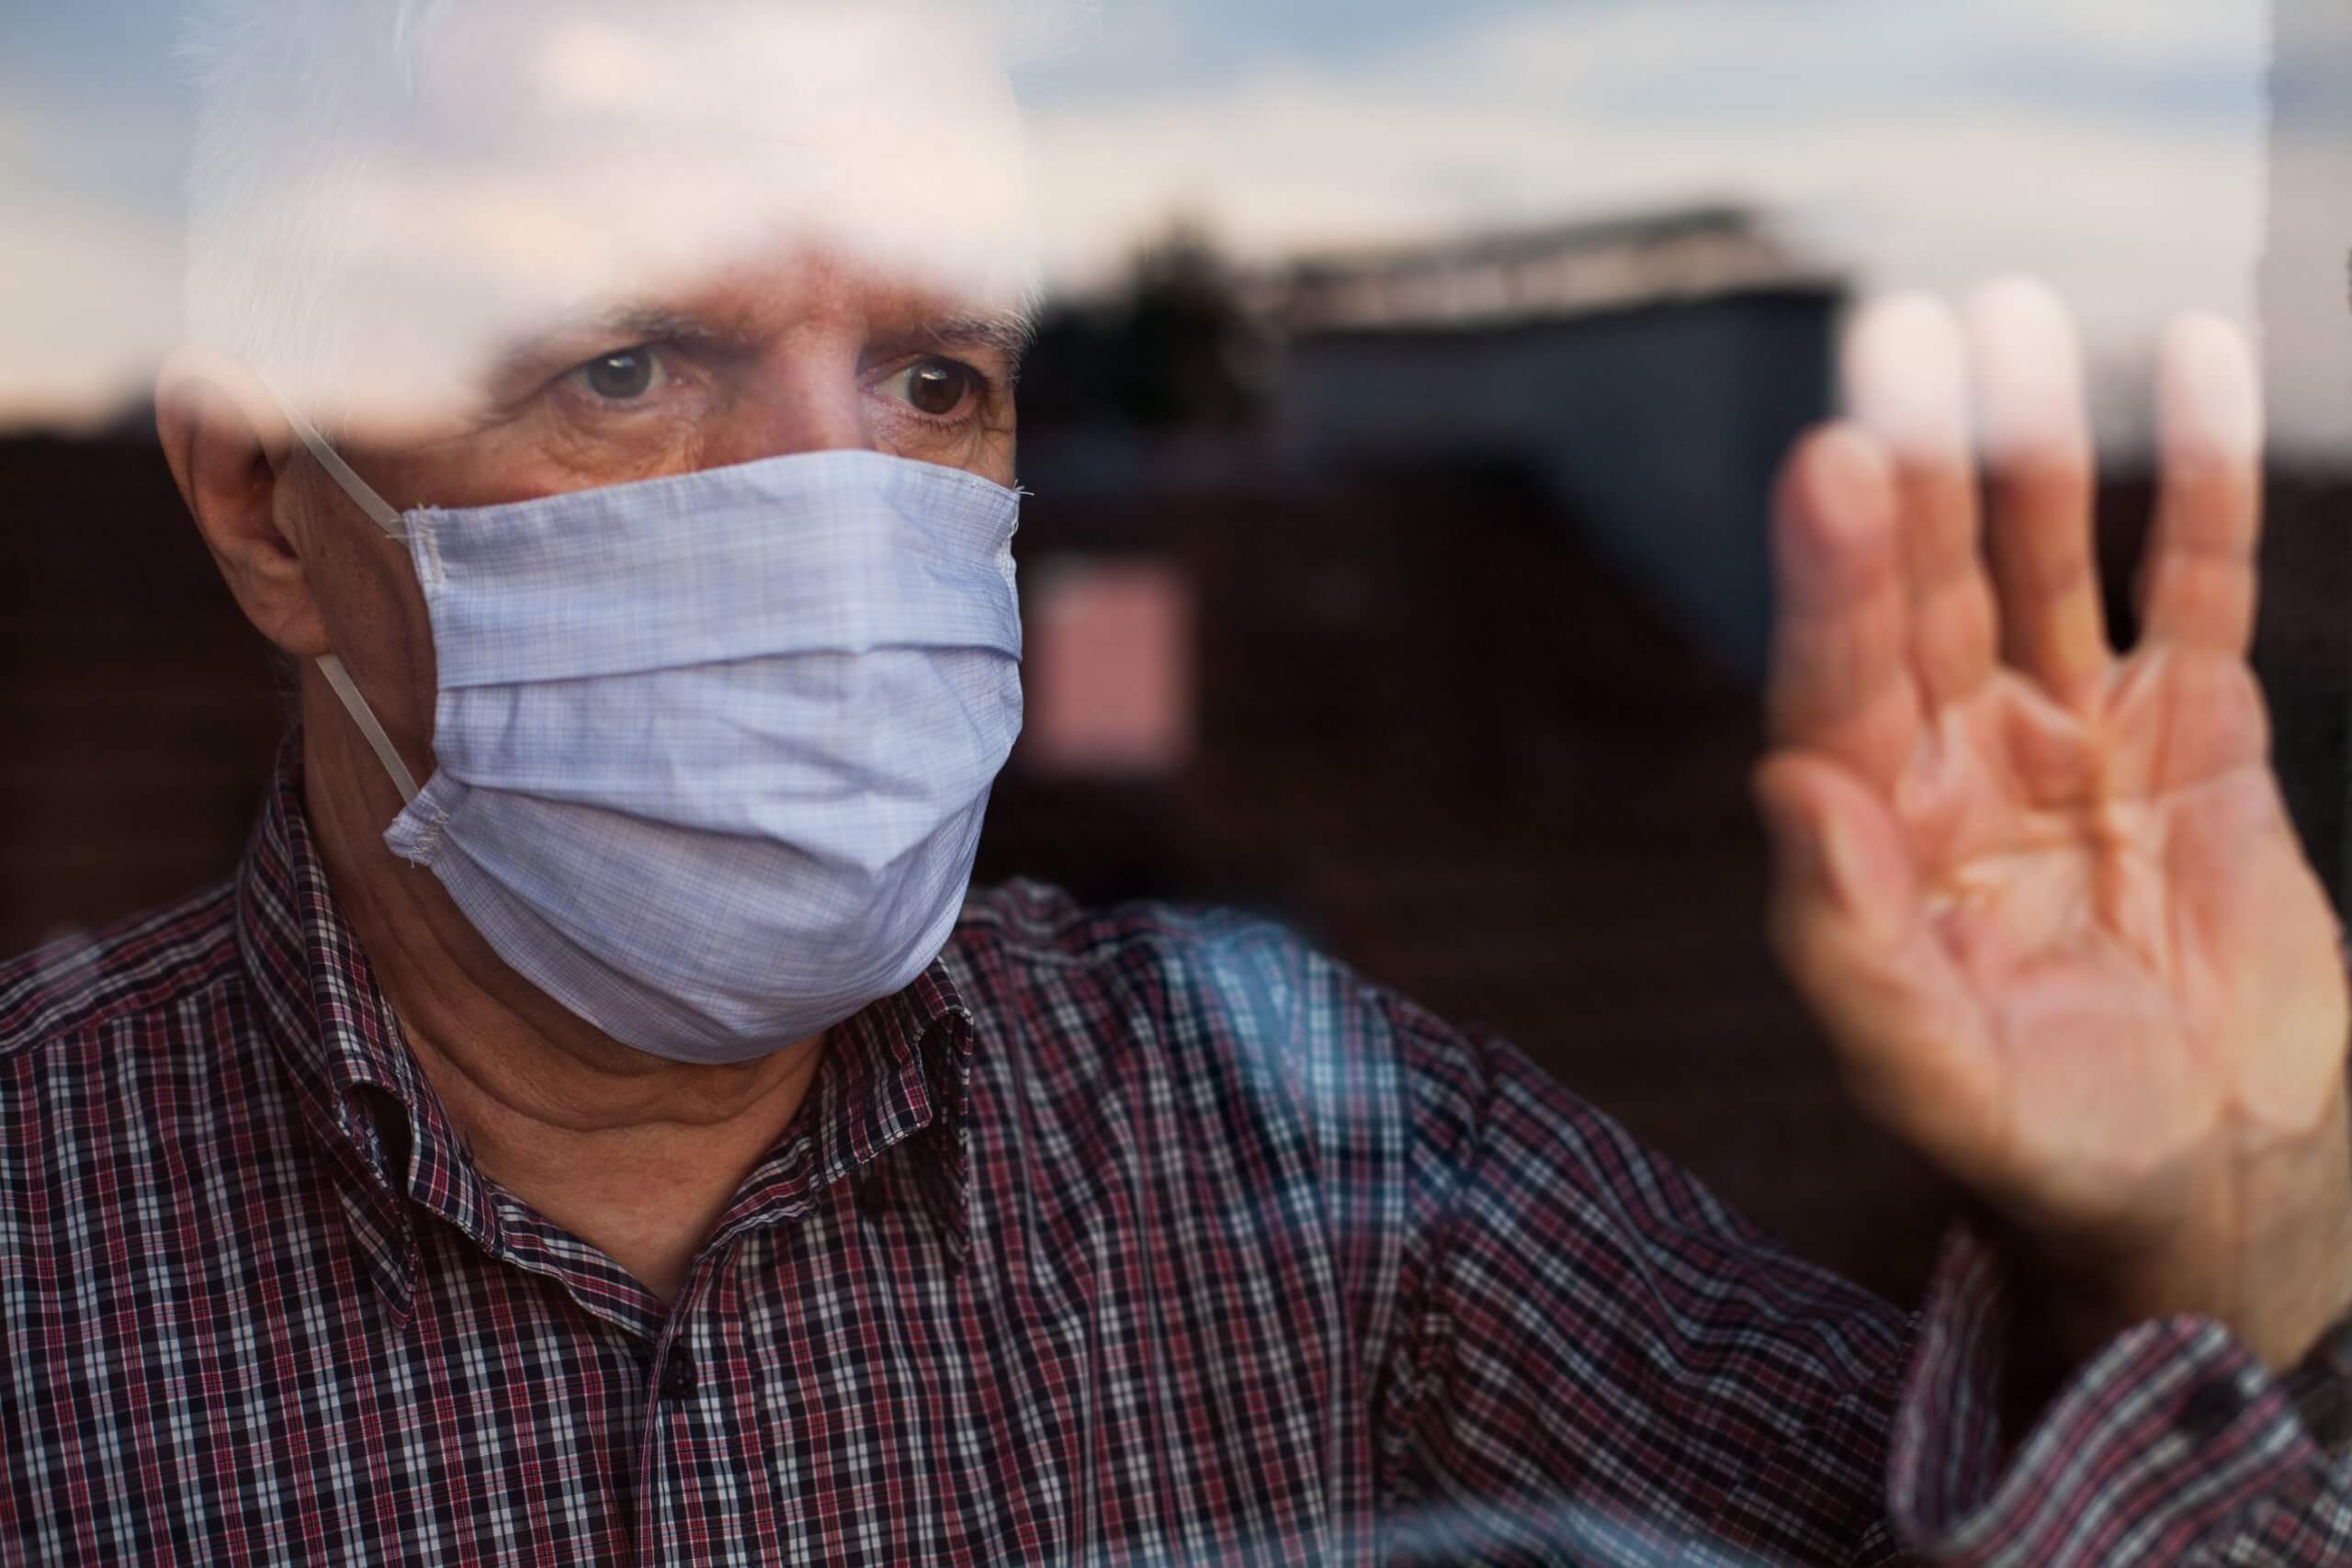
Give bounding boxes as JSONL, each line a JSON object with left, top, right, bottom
{"left": 1765, "top": 422, "right": 1920, "bottom": 793}
{"left": 1844, "top": 294, "right": 1997, "bottom": 710}
{"left": 1967, "top": 276, "right": 2109, "bottom": 705}
{"left": 2138, "top": 312, "right": 2263, "bottom": 656}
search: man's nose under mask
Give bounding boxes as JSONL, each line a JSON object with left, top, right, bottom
{"left": 278, "top": 403, "right": 1023, "bottom": 1065}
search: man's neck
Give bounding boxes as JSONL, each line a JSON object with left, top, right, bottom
{"left": 300, "top": 708, "right": 825, "bottom": 1303}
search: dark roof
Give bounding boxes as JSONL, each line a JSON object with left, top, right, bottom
{"left": 1258, "top": 204, "right": 1842, "bottom": 333}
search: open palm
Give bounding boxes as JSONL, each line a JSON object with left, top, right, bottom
{"left": 1758, "top": 285, "right": 2347, "bottom": 1337}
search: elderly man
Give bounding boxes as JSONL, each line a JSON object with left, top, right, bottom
{"left": 6, "top": 2, "right": 2352, "bottom": 1563}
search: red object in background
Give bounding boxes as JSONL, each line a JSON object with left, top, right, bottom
{"left": 1023, "top": 557, "right": 1194, "bottom": 778}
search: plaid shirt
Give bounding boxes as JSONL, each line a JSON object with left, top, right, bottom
{"left": 4, "top": 752, "right": 2349, "bottom": 1566}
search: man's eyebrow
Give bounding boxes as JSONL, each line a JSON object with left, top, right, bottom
{"left": 480, "top": 305, "right": 746, "bottom": 392}
{"left": 593, "top": 306, "right": 741, "bottom": 346}
{"left": 925, "top": 310, "right": 1038, "bottom": 374}
{"left": 481, "top": 303, "right": 1038, "bottom": 392}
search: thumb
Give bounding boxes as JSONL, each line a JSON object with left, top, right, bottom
{"left": 1753, "top": 751, "right": 1916, "bottom": 955}
{"left": 1755, "top": 751, "right": 1984, "bottom": 1159}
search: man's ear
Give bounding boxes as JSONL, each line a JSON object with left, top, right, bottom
{"left": 155, "top": 349, "right": 332, "bottom": 659}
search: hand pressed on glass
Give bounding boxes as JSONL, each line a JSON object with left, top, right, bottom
{"left": 1756, "top": 279, "right": 2352, "bottom": 1379}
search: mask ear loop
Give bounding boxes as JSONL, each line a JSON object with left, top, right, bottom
{"left": 315, "top": 653, "right": 423, "bottom": 806}
{"left": 258, "top": 381, "right": 425, "bottom": 806}
{"left": 271, "top": 393, "right": 408, "bottom": 538}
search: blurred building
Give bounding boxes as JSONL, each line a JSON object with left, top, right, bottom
{"left": 1261, "top": 205, "right": 1842, "bottom": 679}
{"left": 0, "top": 428, "right": 288, "bottom": 953}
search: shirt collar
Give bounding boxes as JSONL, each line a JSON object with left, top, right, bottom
{"left": 713, "top": 957, "right": 977, "bottom": 1259}
{"left": 234, "top": 736, "right": 980, "bottom": 1315}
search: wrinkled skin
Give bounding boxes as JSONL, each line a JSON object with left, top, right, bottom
{"left": 1758, "top": 282, "right": 2352, "bottom": 1375}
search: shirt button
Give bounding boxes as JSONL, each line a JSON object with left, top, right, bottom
{"left": 659, "top": 1353, "right": 697, "bottom": 1401}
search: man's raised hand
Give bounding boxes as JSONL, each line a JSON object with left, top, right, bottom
{"left": 1758, "top": 279, "right": 2352, "bottom": 1372}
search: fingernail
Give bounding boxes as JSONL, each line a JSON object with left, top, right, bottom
{"left": 2160, "top": 313, "right": 2262, "bottom": 465}
{"left": 1967, "top": 275, "right": 2085, "bottom": 462}
{"left": 1844, "top": 293, "right": 1969, "bottom": 459}
{"left": 1818, "top": 815, "right": 1867, "bottom": 906}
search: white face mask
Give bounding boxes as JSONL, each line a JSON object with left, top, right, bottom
{"left": 282, "top": 407, "right": 1023, "bottom": 1064}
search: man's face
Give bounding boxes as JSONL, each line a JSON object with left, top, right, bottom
{"left": 284, "top": 242, "right": 1026, "bottom": 788}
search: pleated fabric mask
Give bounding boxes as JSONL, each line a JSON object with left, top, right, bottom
{"left": 283, "top": 408, "right": 1023, "bottom": 1064}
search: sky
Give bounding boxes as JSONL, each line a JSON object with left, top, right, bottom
{"left": 0, "top": 0, "right": 2319, "bottom": 448}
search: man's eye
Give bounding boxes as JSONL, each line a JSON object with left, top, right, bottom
{"left": 566, "top": 347, "right": 662, "bottom": 401}
{"left": 888, "top": 358, "right": 981, "bottom": 418}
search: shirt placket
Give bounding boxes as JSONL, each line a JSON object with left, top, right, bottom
{"left": 630, "top": 1174, "right": 827, "bottom": 1565}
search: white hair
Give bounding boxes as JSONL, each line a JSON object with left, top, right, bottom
{"left": 178, "top": 0, "right": 1048, "bottom": 425}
